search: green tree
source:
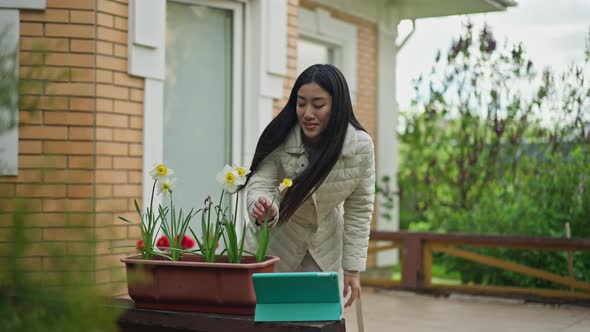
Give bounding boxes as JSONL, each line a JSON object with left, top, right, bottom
{"left": 0, "top": 30, "right": 121, "bottom": 331}
{"left": 398, "top": 23, "right": 590, "bottom": 287}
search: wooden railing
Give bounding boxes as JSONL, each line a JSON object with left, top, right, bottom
{"left": 363, "top": 231, "right": 590, "bottom": 303}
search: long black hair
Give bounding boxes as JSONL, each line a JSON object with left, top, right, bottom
{"left": 247, "top": 64, "right": 366, "bottom": 224}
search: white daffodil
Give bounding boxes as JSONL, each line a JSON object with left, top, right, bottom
{"left": 234, "top": 166, "right": 250, "bottom": 185}
{"left": 157, "top": 177, "right": 176, "bottom": 197}
{"left": 278, "top": 178, "right": 293, "bottom": 192}
{"left": 149, "top": 164, "right": 175, "bottom": 181}
{"left": 216, "top": 164, "right": 240, "bottom": 193}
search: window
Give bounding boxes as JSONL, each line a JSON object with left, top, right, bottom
{"left": 297, "top": 7, "right": 357, "bottom": 102}
{"left": 297, "top": 38, "right": 336, "bottom": 74}
{"left": 0, "top": 10, "right": 19, "bottom": 176}
{"left": 163, "top": 1, "right": 238, "bottom": 212}
{"left": 0, "top": 1, "right": 46, "bottom": 176}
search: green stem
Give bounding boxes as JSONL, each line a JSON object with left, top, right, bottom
{"left": 150, "top": 179, "right": 156, "bottom": 216}
{"left": 233, "top": 192, "right": 239, "bottom": 227}
{"left": 145, "top": 179, "right": 157, "bottom": 258}
{"left": 170, "top": 191, "right": 177, "bottom": 261}
{"left": 257, "top": 192, "right": 278, "bottom": 262}
{"left": 233, "top": 192, "right": 240, "bottom": 262}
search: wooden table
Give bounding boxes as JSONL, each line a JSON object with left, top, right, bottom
{"left": 116, "top": 299, "right": 346, "bottom": 332}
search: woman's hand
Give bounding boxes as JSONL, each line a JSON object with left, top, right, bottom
{"left": 251, "top": 196, "right": 278, "bottom": 222}
{"left": 343, "top": 271, "right": 361, "bottom": 308}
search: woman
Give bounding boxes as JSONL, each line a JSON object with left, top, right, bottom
{"left": 245, "top": 64, "right": 375, "bottom": 308}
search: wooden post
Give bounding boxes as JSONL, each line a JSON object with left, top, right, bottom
{"left": 356, "top": 295, "right": 365, "bottom": 332}
{"left": 368, "top": 230, "right": 590, "bottom": 298}
{"left": 401, "top": 233, "right": 424, "bottom": 289}
{"left": 423, "top": 243, "right": 432, "bottom": 288}
{"left": 566, "top": 222, "right": 574, "bottom": 291}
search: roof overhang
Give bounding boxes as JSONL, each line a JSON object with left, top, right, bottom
{"left": 300, "top": 0, "right": 517, "bottom": 27}
{"left": 394, "top": 0, "right": 518, "bottom": 20}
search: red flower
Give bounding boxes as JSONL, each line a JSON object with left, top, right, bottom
{"left": 136, "top": 239, "right": 144, "bottom": 251}
{"left": 156, "top": 235, "right": 169, "bottom": 249}
{"left": 179, "top": 234, "right": 196, "bottom": 249}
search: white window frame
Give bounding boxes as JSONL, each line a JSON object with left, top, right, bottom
{"left": 0, "top": 0, "right": 46, "bottom": 10}
{"left": 0, "top": 1, "right": 46, "bottom": 176}
{"left": 131, "top": 0, "right": 244, "bottom": 209}
{"left": 241, "top": 0, "right": 287, "bottom": 163}
{"left": 298, "top": 7, "right": 358, "bottom": 103}
{"left": 130, "top": 0, "right": 289, "bottom": 211}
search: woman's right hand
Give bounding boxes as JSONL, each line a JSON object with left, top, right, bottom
{"left": 251, "top": 196, "right": 278, "bottom": 222}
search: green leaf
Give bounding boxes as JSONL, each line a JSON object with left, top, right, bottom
{"left": 117, "top": 216, "right": 135, "bottom": 224}
{"left": 134, "top": 199, "right": 142, "bottom": 218}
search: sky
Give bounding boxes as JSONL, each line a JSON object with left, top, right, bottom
{"left": 396, "top": 0, "right": 590, "bottom": 110}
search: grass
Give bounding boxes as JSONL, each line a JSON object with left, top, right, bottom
{"left": 390, "top": 263, "right": 461, "bottom": 285}
{"left": 365, "top": 263, "right": 461, "bottom": 285}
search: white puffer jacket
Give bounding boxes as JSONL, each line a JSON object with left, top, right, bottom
{"left": 245, "top": 123, "right": 375, "bottom": 273}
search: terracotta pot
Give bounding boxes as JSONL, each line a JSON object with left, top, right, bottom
{"left": 121, "top": 254, "right": 280, "bottom": 315}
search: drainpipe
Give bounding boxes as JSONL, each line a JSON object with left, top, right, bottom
{"left": 396, "top": 19, "right": 416, "bottom": 50}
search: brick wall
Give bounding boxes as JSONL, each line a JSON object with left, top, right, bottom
{"left": 355, "top": 24, "right": 378, "bottom": 139}
{"left": 273, "top": 0, "right": 300, "bottom": 116}
{"left": 0, "top": 0, "right": 142, "bottom": 295}
{"left": 3, "top": 0, "right": 99, "bottom": 285}
{"left": 2, "top": 0, "right": 378, "bottom": 289}
{"left": 93, "top": 0, "right": 143, "bottom": 295}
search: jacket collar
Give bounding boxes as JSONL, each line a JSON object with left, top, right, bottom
{"left": 284, "top": 123, "right": 358, "bottom": 157}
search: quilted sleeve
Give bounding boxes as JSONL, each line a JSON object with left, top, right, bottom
{"left": 245, "top": 151, "right": 281, "bottom": 227}
{"left": 342, "top": 133, "right": 376, "bottom": 272}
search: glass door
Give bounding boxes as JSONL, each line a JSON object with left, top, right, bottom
{"left": 164, "top": 1, "right": 241, "bottom": 216}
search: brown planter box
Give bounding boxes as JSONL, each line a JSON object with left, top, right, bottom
{"left": 121, "top": 254, "right": 280, "bottom": 315}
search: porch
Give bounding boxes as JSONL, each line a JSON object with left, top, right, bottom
{"left": 343, "top": 288, "right": 590, "bottom": 332}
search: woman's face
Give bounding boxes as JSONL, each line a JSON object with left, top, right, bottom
{"left": 296, "top": 82, "right": 332, "bottom": 143}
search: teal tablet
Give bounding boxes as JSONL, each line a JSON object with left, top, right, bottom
{"left": 252, "top": 272, "right": 342, "bottom": 322}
